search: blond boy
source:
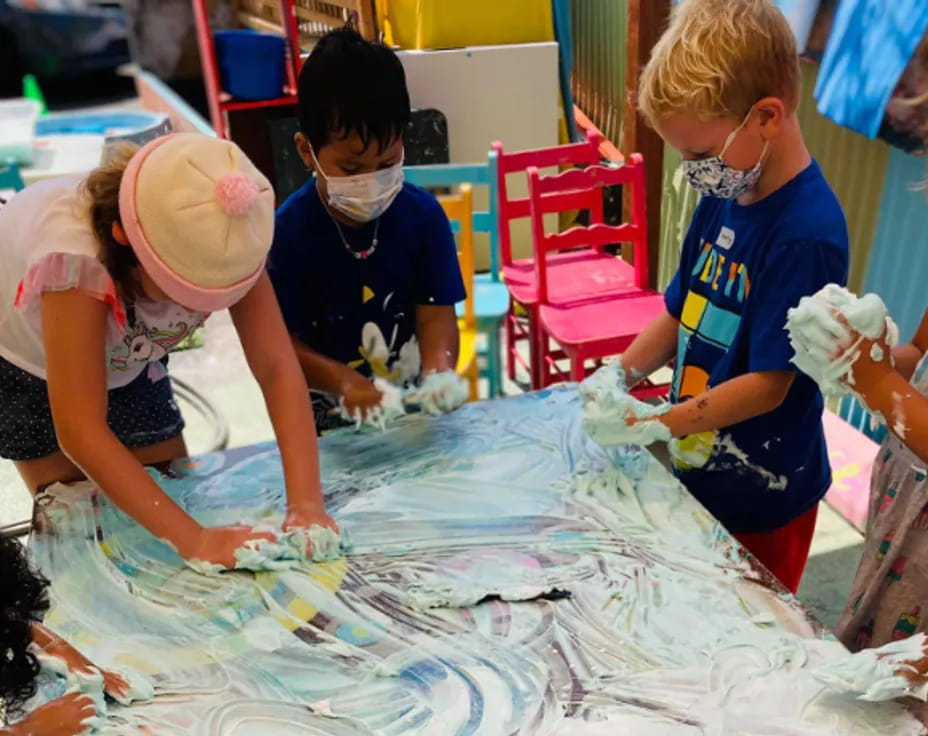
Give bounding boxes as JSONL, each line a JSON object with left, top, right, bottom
{"left": 619, "top": 0, "right": 848, "bottom": 592}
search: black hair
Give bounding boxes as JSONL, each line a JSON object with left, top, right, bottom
{"left": 0, "top": 537, "right": 50, "bottom": 720}
{"left": 297, "top": 27, "right": 410, "bottom": 155}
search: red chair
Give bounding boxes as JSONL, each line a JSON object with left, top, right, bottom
{"left": 493, "top": 131, "right": 638, "bottom": 389}
{"left": 527, "top": 156, "right": 669, "bottom": 394}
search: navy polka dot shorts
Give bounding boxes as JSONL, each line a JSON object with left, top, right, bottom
{"left": 0, "top": 356, "right": 185, "bottom": 462}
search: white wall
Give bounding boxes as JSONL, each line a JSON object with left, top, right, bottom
{"left": 398, "top": 42, "right": 561, "bottom": 269}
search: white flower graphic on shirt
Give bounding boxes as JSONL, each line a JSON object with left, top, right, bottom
{"left": 349, "top": 322, "right": 420, "bottom": 385}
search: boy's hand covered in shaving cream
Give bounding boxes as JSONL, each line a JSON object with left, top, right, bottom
{"left": 579, "top": 361, "right": 627, "bottom": 404}
{"left": 338, "top": 372, "right": 387, "bottom": 423}
{"left": 338, "top": 377, "right": 405, "bottom": 430}
{"left": 407, "top": 371, "right": 468, "bottom": 416}
{"left": 580, "top": 364, "right": 671, "bottom": 447}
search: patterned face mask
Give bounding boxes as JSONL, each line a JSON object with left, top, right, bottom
{"left": 681, "top": 109, "right": 768, "bottom": 199}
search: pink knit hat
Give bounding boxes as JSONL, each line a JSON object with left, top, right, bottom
{"left": 118, "top": 133, "right": 273, "bottom": 312}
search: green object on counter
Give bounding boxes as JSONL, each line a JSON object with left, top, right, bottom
{"left": 23, "top": 74, "right": 47, "bottom": 116}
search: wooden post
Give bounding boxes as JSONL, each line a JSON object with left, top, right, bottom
{"left": 623, "top": 0, "right": 672, "bottom": 290}
{"left": 355, "top": 0, "right": 378, "bottom": 40}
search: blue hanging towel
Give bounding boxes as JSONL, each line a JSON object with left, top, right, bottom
{"left": 814, "top": 0, "right": 928, "bottom": 139}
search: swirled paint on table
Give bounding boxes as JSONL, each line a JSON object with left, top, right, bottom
{"left": 27, "top": 389, "right": 923, "bottom": 734}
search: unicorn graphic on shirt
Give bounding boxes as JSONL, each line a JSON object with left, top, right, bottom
{"left": 109, "top": 321, "right": 193, "bottom": 371}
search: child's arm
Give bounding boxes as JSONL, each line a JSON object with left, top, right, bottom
{"left": 845, "top": 310, "right": 928, "bottom": 464}
{"left": 229, "top": 273, "right": 336, "bottom": 532}
{"left": 416, "top": 304, "right": 459, "bottom": 374}
{"left": 30, "top": 624, "right": 127, "bottom": 700}
{"left": 2, "top": 693, "right": 96, "bottom": 736}
{"left": 892, "top": 309, "right": 928, "bottom": 381}
{"left": 42, "top": 291, "right": 272, "bottom": 566}
{"left": 289, "top": 337, "right": 385, "bottom": 417}
{"left": 653, "top": 371, "right": 794, "bottom": 438}
{"left": 617, "top": 310, "right": 679, "bottom": 387}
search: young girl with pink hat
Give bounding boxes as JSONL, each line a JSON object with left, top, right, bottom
{"left": 0, "top": 133, "right": 336, "bottom": 568}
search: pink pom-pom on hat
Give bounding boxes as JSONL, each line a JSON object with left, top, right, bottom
{"left": 118, "top": 134, "right": 274, "bottom": 313}
{"left": 214, "top": 172, "right": 260, "bottom": 216}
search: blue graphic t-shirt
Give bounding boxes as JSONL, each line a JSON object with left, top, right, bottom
{"left": 664, "top": 161, "right": 848, "bottom": 534}
{"left": 269, "top": 179, "right": 465, "bottom": 430}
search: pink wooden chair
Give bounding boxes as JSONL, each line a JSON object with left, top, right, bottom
{"left": 494, "top": 131, "right": 638, "bottom": 389}
{"left": 527, "top": 156, "right": 669, "bottom": 395}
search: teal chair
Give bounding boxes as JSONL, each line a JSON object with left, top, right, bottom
{"left": 405, "top": 154, "right": 508, "bottom": 397}
{"left": 0, "top": 158, "right": 24, "bottom": 195}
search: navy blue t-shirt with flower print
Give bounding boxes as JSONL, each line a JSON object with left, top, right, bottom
{"left": 664, "top": 161, "right": 849, "bottom": 534}
{"left": 268, "top": 179, "right": 466, "bottom": 431}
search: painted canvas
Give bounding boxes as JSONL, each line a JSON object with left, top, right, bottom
{"left": 26, "top": 389, "right": 922, "bottom": 734}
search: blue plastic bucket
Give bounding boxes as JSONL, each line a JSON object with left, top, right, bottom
{"left": 214, "top": 30, "right": 286, "bottom": 101}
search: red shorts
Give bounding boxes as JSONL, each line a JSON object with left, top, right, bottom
{"left": 733, "top": 504, "right": 819, "bottom": 594}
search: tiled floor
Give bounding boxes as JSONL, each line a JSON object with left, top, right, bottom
{"left": 0, "top": 308, "right": 866, "bottom": 626}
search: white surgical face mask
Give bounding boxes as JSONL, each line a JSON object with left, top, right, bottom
{"left": 681, "top": 109, "right": 768, "bottom": 199}
{"left": 311, "top": 148, "right": 404, "bottom": 223}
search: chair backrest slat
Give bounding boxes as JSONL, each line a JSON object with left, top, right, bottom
{"left": 405, "top": 158, "right": 501, "bottom": 280}
{"left": 492, "top": 130, "right": 605, "bottom": 268}
{"left": 438, "top": 185, "right": 476, "bottom": 328}
{"left": 527, "top": 154, "right": 650, "bottom": 304}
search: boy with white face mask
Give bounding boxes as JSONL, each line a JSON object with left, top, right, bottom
{"left": 269, "top": 28, "right": 466, "bottom": 433}
{"left": 594, "top": 0, "right": 848, "bottom": 593}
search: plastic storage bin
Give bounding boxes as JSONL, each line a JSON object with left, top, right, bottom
{"left": 214, "top": 30, "right": 286, "bottom": 101}
{"left": 376, "top": 0, "right": 554, "bottom": 50}
{"left": 0, "top": 99, "right": 41, "bottom": 165}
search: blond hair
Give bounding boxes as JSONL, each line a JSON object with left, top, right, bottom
{"left": 639, "top": 0, "right": 801, "bottom": 126}
{"left": 82, "top": 143, "right": 141, "bottom": 302}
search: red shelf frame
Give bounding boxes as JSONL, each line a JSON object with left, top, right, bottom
{"left": 221, "top": 95, "right": 298, "bottom": 113}
{"left": 192, "top": 0, "right": 303, "bottom": 139}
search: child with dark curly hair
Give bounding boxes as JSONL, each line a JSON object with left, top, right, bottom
{"left": 0, "top": 537, "right": 130, "bottom": 735}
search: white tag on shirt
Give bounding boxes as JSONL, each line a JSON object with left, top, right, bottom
{"left": 717, "top": 226, "right": 735, "bottom": 250}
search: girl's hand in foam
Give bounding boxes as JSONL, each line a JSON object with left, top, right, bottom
{"left": 284, "top": 504, "right": 339, "bottom": 536}
{"left": 41, "top": 637, "right": 129, "bottom": 701}
{"left": 898, "top": 656, "right": 928, "bottom": 685}
{"left": 7, "top": 693, "right": 96, "bottom": 735}
{"left": 848, "top": 332, "right": 895, "bottom": 397}
{"left": 189, "top": 525, "right": 277, "bottom": 568}
{"left": 828, "top": 312, "right": 895, "bottom": 396}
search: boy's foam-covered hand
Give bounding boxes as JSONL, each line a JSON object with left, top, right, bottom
{"left": 338, "top": 377, "right": 404, "bottom": 430}
{"left": 338, "top": 372, "right": 386, "bottom": 422}
{"left": 579, "top": 361, "right": 626, "bottom": 405}
{"left": 580, "top": 366, "right": 671, "bottom": 448}
{"left": 8, "top": 693, "right": 96, "bottom": 735}
{"left": 406, "top": 370, "right": 467, "bottom": 416}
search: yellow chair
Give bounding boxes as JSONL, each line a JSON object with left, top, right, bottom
{"left": 438, "top": 185, "right": 479, "bottom": 402}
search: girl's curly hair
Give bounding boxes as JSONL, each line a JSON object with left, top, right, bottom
{"left": 0, "top": 537, "right": 50, "bottom": 719}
